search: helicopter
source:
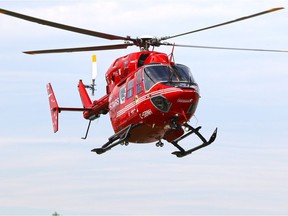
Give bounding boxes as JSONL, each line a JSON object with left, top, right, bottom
{"left": 0, "top": 7, "right": 287, "bottom": 157}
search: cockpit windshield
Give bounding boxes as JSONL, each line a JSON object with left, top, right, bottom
{"left": 143, "top": 64, "right": 196, "bottom": 91}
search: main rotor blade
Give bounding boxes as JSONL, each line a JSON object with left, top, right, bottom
{"left": 164, "top": 43, "right": 288, "bottom": 53}
{"left": 162, "top": 7, "right": 284, "bottom": 40}
{"left": 23, "top": 43, "right": 133, "bottom": 55}
{"left": 0, "top": 8, "right": 131, "bottom": 41}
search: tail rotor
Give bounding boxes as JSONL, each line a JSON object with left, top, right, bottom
{"left": 85, "top": 54, "right": 97, "bottom": 96}
{"left": 91, "top": 54, "right": 97, "bottom": 96}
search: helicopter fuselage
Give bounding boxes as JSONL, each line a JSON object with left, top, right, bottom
{"left": 96, "top": 51, "right": 200, "bottom": 143}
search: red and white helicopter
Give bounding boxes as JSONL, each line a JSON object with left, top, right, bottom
{"left": 0, "top": 7, "right": 286, "bottom": 157}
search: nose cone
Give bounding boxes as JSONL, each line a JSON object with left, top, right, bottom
{"left": 169, "top": 88, "right": 199, "bottom": 121}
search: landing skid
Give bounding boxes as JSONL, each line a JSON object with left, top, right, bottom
{"left": 91, "top": 123, "right": 141, "bottom": 155}
{"left": 171, "top": 124, "right": 217, "bottom": 158}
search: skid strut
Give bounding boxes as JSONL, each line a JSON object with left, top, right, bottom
{"left": 91, "top": 123, "right": 141, "bottom": 155}
{"left": 171, "top": 124, "right": 217, "bottom": 158}
{"left": 81, "top": 120, "right": 92, "bottom": 140}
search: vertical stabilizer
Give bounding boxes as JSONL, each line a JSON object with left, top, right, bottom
{"left": 47, "top": 83, "right": 59, "bottom": 133}
{"left": 78, "top": 80, "right": 92, "bottom": 109}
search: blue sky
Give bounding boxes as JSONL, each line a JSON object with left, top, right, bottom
{"left": 0, "top": 0, "right": 288, "bottom": 215}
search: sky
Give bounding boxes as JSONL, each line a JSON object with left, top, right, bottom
{"left": 0, "top": 0, "right": 288, "bottom": 215}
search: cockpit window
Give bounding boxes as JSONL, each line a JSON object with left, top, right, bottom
{"left": 172, "top": 64, "right": 195, "bottom": 83}
{"left": 143, "top": 64, "right": 196, "bottom": 91}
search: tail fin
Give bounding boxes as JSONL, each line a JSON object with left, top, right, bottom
{"left": 47, "top": 83, "right": 59, "bottom": 133}
{"left": 78, "top": 80, "right": 92, "bottom": 109}
{"left": 47, "top": 82, "right": 93, "bottom": 133}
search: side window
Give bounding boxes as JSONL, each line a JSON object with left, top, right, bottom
{"left": 136, "top": 70, "right": 143, "bottom": 94}
{"left": 144, "top": 69, "right": 154, "bottom": 91}
{"left": 127, "top": 79, "right": 134, "bottom": 99}
{"left": 119, "top": 86, "right": 126, "bottom": 104}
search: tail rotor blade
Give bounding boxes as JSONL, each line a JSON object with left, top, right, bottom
{"left": 92, "top": 54, "right": 97, "bottom": 80}
{"left": 91, "top": 54, "right": 97, "bottom": 96}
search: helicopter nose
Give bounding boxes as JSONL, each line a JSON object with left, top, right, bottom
{"left": 187, "top": 99, "right": 199, "bottom": 115}
{"left": 173, "top": 89, "right": 200, "bottom": 116}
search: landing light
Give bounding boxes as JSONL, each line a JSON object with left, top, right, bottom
{"left": 184, "top": 126, "right": 190, "bottom": 132}
{"left": 150, "top": 95, "right": 172, "bottom": 112}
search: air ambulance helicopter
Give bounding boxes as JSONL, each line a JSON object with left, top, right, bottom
{"left": 0, "top": 7, "right": 287, "bottom": 157}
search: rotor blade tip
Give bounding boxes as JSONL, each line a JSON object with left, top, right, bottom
{"left": 271, "top": 7, "right": 285, "bottom": 12}
{"left": 23, "top": 51, "right": 34, "bottom": 55}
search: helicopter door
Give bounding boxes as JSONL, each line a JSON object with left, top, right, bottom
{"left": 126, "top": 70, "right": 144, "bottom": 122}
{"left": 136, "top": 69, "right": 144, "bottom": 96}
{"left": 135, "top": 69, "right": 144, "bottom": 115}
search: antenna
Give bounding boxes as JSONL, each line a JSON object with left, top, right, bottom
{"left": 169, "top": 43, "right": 175, "bottom": 63}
